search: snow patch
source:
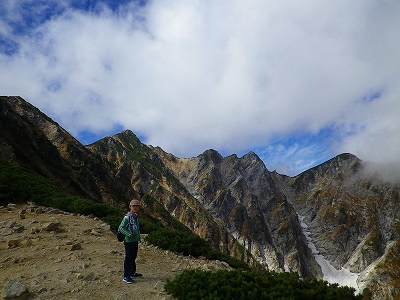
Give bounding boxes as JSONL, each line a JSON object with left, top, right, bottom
{"left": 298, "top": 215, "right": 359, "bottom": 294}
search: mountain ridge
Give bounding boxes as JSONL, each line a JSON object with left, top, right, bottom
{"left": 1, "top": 96, "right": 400, "bottom": 299}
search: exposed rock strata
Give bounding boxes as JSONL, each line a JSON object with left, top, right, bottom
{"left": 153, "top": 147, "right": 321, "bottom": 278}
{"left": 1, "top": 96, "right": 400, "bottom": 299}
{"left": 277, "top": 154, "right": 400, "bottom": 298}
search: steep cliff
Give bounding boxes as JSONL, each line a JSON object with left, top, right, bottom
{"left": 153, "top": 147, "right": 322, "bottom": 278}
{"left": 2, "top": 96, "right": 399, "bottom": 299}
{"left": 86, "top": 131, "right": 257, "bottom": 264}
{"left": 279, "top": 153, "right": 400, "bottom": 297}
{"left": 0, "top": 96, "right": 124, "bottom": 203}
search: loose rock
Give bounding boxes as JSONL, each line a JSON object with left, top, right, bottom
{"left": 1, "top": 281, "right": 29, "bottom": 300}
{"left": 0, "top": 203, "right": 233, "bottom": 300}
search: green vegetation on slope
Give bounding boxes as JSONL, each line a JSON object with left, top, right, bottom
{"left": 165, "top": 269, "right": 362, "bottom": 300}
{"left": 0, "top": 159, "right": 366, "bottom": 299}
{"left": 0, "top": 159, "right": 244, "bottom": 268}
{"left": 146, "top": 227, "right": 248, "bottom": 270}
{"left": 0, "top": 159, "right": 121, "bottom": 218}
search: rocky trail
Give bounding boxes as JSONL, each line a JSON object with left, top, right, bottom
{"left": 0, "top": 203, "right": 231, "bottom": 300}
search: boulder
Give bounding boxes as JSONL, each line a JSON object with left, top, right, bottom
{"left": 1, "top": 281, "right": 29, "bottom": 300}
{"left": 40, "top": 218, "right": 60, "bottom": 232}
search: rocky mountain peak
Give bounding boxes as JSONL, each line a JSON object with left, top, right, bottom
{"left": 1, "top": 96, "right": 399, "bottom": 299}
{"left": 200, "top": 149, "right": 224, "bottom": 164}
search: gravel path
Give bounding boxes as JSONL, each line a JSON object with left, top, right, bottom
{"left": 0, "top": 204, "right": 231, "bottom": 300}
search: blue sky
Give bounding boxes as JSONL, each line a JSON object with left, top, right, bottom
{"left": 1, "top": 0, "right": 400, "bottom": 176}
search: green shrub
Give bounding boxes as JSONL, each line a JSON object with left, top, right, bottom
{"left": 206, "top": 249, "right": 248, "bottom": 270}
{"left": 146, "top": 228, "right": 212, "bottom": 256}
{"left": 165, "top": 269, "right": 363, "bottom": 300}
{"left": 145, "top": 228, "right": 248, "bottom": 269}
{"left": 0, "top": 159, "right": 122, "bottom": 222}
{"left": 139, "top": 219, "right": 163, "bottom": 234}
{"left": 102, "top": 215, "right": 122, "bottom": 231}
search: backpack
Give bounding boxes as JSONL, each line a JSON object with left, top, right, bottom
{"left": 117, "top": 230, "right": 125, "bottom": 242}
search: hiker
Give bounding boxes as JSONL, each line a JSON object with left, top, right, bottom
{"left": 118, "top": 198, "right": 142, "bottom": 284}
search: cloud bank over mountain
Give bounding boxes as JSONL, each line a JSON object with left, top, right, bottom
{"left": 1, "top": 0, "right": 400, "bottom": 175}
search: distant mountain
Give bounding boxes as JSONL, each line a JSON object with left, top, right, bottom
{"left": 1, "top": 96, "right": 399, "bottom": 299}
{"left": 151, "top": 147, "right": 321, "bottom": 278}
{"left": 279, "top": 153, "right": 400, "bottom": 297}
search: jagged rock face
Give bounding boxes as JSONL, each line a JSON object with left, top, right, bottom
{"left": 280, "top": 153, "right": 400, "bottom": 298}
{"left": 87, "top": 132, "right": 251, "bottom": 263}
{"left": 154, "top": 148, "right": 321, "bottom": 278}
{"left": 0, "top": 97, "right": 242, "bottom": 263}
{"left": 0, "top": 96, "right": 126, "bottom": 205}
{"left": 88, "top": 132, "right": 320, "bottom": 276}
{"left": 3, "top": 96, "right": 400, "bottom": 298}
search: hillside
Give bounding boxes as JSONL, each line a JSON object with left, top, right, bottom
{"left": 1, "top": 96, "right": 400, "bottom": 299}
{"left": 0, "top": 203, "right": 232, "bottom": 300}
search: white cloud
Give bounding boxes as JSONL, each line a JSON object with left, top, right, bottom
{"left": 1, "top": 0, "right": 400, "bottom": 175}
{"left": 338, "top": 85, "right": 400, "bottom": 164}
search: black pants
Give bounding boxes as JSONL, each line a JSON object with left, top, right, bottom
{"left": 124, "top": 241, "right": 138, "bottom": 278}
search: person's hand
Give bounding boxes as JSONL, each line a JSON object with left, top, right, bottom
{"left": 130, "top": 233, "right": 135, "bottom": 238}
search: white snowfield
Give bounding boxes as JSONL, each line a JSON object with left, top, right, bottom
{"left": 298, "top": 215, "right": 359, "bottom": 294}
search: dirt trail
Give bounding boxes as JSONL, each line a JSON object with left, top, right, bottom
{"left": 0, "top": 204, "right": 231, "bottom": 300}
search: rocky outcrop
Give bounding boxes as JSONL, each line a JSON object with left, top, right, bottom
{"left": 153, "top": 148, "right": 321, "bottom": 278}
{"left": 87, "top": 132, "right": 256, "bottom": 266}
{"left": 0, "top": 96, "right": 128, "bottom": 205}
{"left": 2, "top": 96, "right": 400, "bottom": 298}
{"left": 279, "top": 153, "right": 400, "bottom": 298}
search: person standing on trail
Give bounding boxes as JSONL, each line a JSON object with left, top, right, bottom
{"left": 118, "top": 198, "right": 142, "bottom": 284}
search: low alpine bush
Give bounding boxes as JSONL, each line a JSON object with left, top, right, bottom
{"left": 145, "top": 228, "right": 248, "bottom": 269}
{"left": 164, "top": 269, "right": 363, "bottom": 300}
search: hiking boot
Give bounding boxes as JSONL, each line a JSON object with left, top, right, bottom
{"left": 123, "top": 277, "right": 134, "bottom": 284}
